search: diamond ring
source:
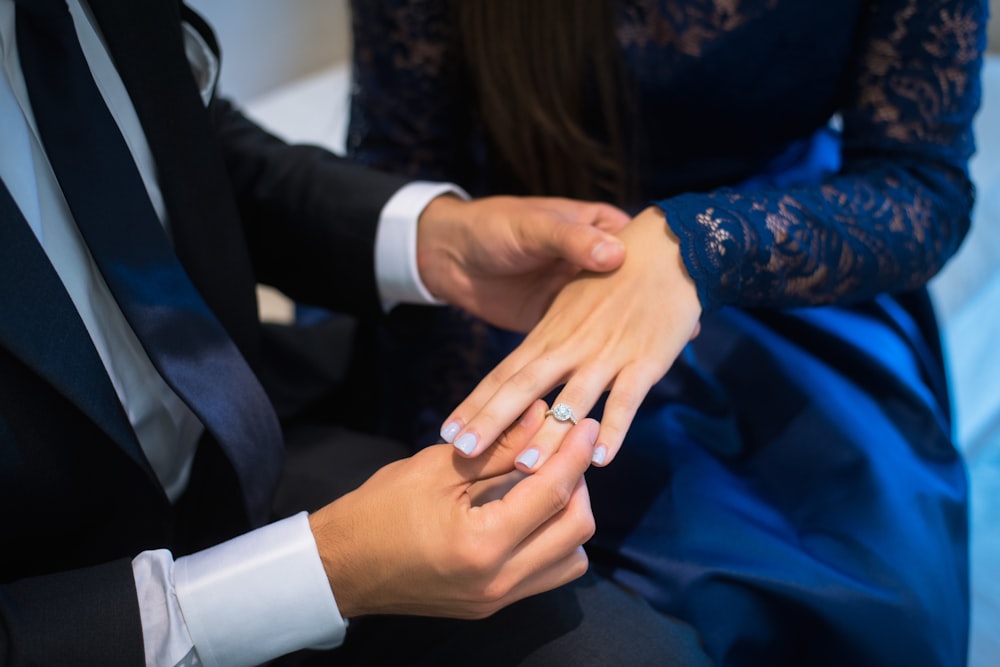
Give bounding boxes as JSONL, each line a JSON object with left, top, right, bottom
{"left": 545, "top": 402, "right": 578, "bottom": 425}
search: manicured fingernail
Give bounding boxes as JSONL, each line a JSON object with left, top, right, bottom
{"left": 454, "top": 432, "right": 478, "bottom": 456}
{"left": 516, "top": 448, "right": 540, "bottom": 470}
{"left": 591, "top": 240, "right": 623, "bottom": 266}
{"left": 441, "top": 422, "right": 461, "bottom": 443}
{"left": 591, "top": 446, "right": 608, "bottom": 465}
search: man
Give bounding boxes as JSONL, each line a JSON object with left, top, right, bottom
{"left": 0, "top": 1, "right": 712, "bottom": 665}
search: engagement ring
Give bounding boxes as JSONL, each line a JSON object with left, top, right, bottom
{"left": 545, "top": 402, "right": 578, "bottom": 425}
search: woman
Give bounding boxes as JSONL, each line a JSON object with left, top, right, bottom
{"left": 348, "top": 1, "right": 987, "bottom": 664}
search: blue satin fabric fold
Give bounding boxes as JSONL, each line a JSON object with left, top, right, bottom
{"left": 587, "top": 302, "right": 968, "bottom": 666}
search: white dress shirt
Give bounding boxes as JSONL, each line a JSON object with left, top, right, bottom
{"left": 0, "top": 2, "right": 457, "bottom": 665}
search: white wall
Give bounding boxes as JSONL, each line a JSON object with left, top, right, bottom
{"left": 184, "top": 0, "right": 350, "bottom": 102}
{"left": 990, "top": 0, "right": 999, "bottom": 53}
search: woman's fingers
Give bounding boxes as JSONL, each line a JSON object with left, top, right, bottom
{"left": 442, "top": 347, "right": 567, "bottom": 457}
{"left": 590, "top": 366, "right": 658, "bottom": 466}
{"left": 512, "top": 367, "right": 614, "bottom": 472}
{"left": 443, "top": 206, "right": 703, "bottom": 468}
{"left": 444, "top": 350, "right": 619, "bottom": 462}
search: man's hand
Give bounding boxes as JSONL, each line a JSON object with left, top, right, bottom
{"left": 416, "top": 195, "right": 629, "bottom": 332}
{"left": 308, "top": 401, "right": 598, "bottom": 620}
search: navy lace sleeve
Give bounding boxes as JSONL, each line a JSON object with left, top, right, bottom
{"left": 660, "top": 0, "right": 987, "bottom": 311}
{"left": 349, "top": 0, "right": 988, "bottom": 312}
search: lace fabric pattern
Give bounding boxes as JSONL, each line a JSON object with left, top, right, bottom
{"left": 349, "top": 0, "right": 988, "bottom": 313}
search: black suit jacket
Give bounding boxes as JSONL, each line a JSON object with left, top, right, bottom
{"left": 0, "top": 1, "right": 408, "bottom": 663}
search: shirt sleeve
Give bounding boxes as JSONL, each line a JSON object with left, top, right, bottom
{"left": 133, "top": 512, "right": 345, "bottom": 667}
{"left": 374, "top": 180, "right": 469, "bottom": 310}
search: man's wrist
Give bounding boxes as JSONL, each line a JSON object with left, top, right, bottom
{"left": 414, "top": 193, "right": 469, "bottom": 302}
{"left": 174, "top": 513, "right": 345, "bottom": 667}
{"left": 373, "top": 181, "right": 469, "bottom": 310}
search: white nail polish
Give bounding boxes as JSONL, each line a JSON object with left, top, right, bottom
{"left": 517, "top": 448, "right": 540, "bottom": 470}
{"left": 441, "top": 422, "right": 461, "bottom": 443}
{"left": 454, "top": 433, "right": 477, "bottom": 456}
{"left": 591, "top": 446, "right": 607, "bottom": 465}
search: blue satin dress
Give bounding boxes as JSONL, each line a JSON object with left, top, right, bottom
{"left": 348, "top": 1, "right": 989, "bottom": 664}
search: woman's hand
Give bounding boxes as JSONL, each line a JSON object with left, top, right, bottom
{"left": 440, "top": 206, "right": 702, "bottom": 469}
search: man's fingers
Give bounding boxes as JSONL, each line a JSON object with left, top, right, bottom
{"left": 545, "top": 198, "right": 631, "bottom": 234}
{"left": 521, "top": 198, "right": 628, "bottom": 272}
{"left": 472, "top": 476, "right": 594, "bottom": 615}
{"left": 585, "top": 202, "right": 632, "bottom": 234}
{"left": 508, "top": 476, "right": 594, "bottom": 568}
{"left": 452, "top": 546, "right": 591, "bottom": 620}
{"left": 544, "top": 219, "right": 625, "bottom": 273}
{"left": 508, "top": 546, "right": 591, "bottom": 603}
{"left": 483, "top": 418, "right": 599, "bottom": 545}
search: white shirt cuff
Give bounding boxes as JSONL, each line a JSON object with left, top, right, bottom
{"left": 174, "top": 512, "right": 345, "bottom": 667}
{"left": 133, "top": 549, "right": 199, "bottom": 666}
{"left": 374, "top": 181, "right": 469, "bottom": 310}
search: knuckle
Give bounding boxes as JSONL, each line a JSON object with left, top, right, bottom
{"left": 455, "top": 527, "right": 506, "bottom": 579}
{"left": 468, "top": 598, "right": 505, "bottom": 620}
{"left": 471, "top": 405, "right": 504, "bottom": 434}
{"left": 452, "top": 535, "right": 500, "bottom": 576}
{"left": 607, "top": 388, "right": 642, "bottom": 413}
{"left": 453, "top": 597, "right": 499, "bottom": 621}
{"left": 566, "top": 500, "right": 596, "bottom": 543}
{"left": 464, "top": 606, "right": 494, "bottom": 621}
{"left": 604, "top": 385, "right": 641, "bottom": 413}
{"left": 569, "top": 550, "right": 591, "bottom": 580}
{"left": 624, "top": 360, "right": 664, "bottom": 389}
{"left": 477, "top": 577, "right": 514, "bottom": 607}
{"left": 580, "top": 511, "right": 597, "bottom": 543}
{"left": 506, "top": 365, "right": 543, "bottom": 393}
{"left": 546, "top": 483, "right": 575, "bottom": 514}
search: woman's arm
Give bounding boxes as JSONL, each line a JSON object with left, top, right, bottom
{"left": 664, "top": 0, "right": 985, "bottom": 312}
{"left": 442, "top": 0, "right": 989, "bottom": 467}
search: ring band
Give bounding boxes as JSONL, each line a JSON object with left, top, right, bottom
{"left": 545, "top": 402, "right": 578, "bottom": 425}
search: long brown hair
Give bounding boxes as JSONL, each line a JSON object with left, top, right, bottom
{"left": 454, "top": 0, "right": 633, "bottom": 205}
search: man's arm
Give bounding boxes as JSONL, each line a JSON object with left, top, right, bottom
{"left": 209, "top": 97, "right": 409, "bottom": 318}
{"left": 208, "top": 98, "right": 629, "bottom": 326}
{"left": 144, "top": 402, "right": 596, "bottom": 667}
{"left": 0, "top": 560, "right": 146, "bottom": 665}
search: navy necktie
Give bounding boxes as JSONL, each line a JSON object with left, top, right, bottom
{"left": 15, "top": 0, "right": 283, "bottom": 525}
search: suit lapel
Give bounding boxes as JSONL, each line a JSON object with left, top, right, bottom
{"left": 0, "top": 183, "right": 152, "bottom": 475}
{"left": 85, "top": 0, "right": 261, "bottom": 359}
